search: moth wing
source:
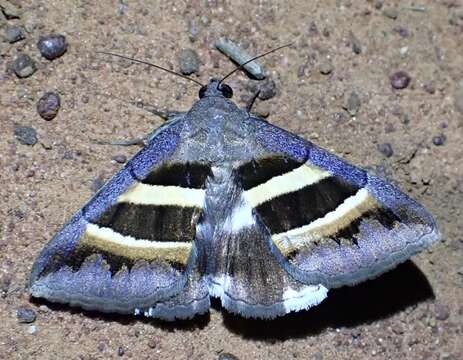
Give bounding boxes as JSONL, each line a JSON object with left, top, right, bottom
{"left": 241, "top": 117, "right": 440, "bottom": 289}
{"left": 29, "top": 119, "right": 210, "bottom": 318}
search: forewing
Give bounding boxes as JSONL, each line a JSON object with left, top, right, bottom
{"left": 240, "top": 117, "right": 440, "bottom": 289}
{"left": 29, "top": 119, "right": 211, "bottom": 316}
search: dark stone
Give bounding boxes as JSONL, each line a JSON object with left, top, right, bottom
{"left": 16, "top": 307, "right": 37, "bottom": 323}
{"left": 112, "top": 154, "right": 127, "bottom": 164}
{"left": 377, "top": 142, "right": 394, "bottom": 157}
{"left": 14, "top": 125, "right": 37, "bottom": 145}
{"left": 117, "top": 346, "right": 125, "bottom": 356}
{"left": 218, "top": 353, "right": 239, "bottom": 360}
{"left": 5, "top": 25, "right": 25, "bottom": 43}
{"left": 91, "top": 177, "right": 105, "bottom": 192}
{"left": 37, "top": 92, "right": 61, "bottom": 120}
{"left": 258, "top": 79, "right": 277, "bottom": 100}
{"left": 12, "top": 54, "right": 36, "bottom": 78}
{"left": 390, "top": 71, "right": 411, "bottom": 89}
{"left": 178, "top": 48, "right": 200, "bottom": 75}
{"left": 37, "top": 34, "right": 68, "bottom": 60}
{"left": 432, "top": 134, "right": 446, "bottom": 146}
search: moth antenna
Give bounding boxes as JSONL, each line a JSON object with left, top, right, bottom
{"left": 97, "top": 51, "right": 204, "bottom": 87}
{"left": 218, "top": 43, "right": 293, "bottom": 86}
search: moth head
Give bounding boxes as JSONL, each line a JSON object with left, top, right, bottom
{"left": 199, "top": 79, "right": 233, "bottom": 99}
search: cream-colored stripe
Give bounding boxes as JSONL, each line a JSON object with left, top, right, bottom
{"left": 244, "top": 163, "right": 332, "bottom": 207}
{"left": 272, "top": 188, "right": 378, "bottom": 255}
{"left": 81, "top": 223, "right": 192, "bottom": 264}
{"left": 117, "top": 182, "right": 205, "bottom": 208}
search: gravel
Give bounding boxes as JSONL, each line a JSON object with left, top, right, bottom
{"left": 37, "top": 92, "right": 61, "bottom": 120}
{"left": 37, "top": 34, "right": 68, "bottom": 60}
{"left": 218, "top": 353, "right": 239, "bottom": 360}
{"left": 344, "top": 90, "right": 361, "bottom": 116}
{"left": 377, "top": 142, "right": 394, "bottom": 157}
{"left": 14, "top": 125, "right": 37, "bottom": 145}
{"left": 319, "top": 61, "right": 334, "bottom": 75}
{"left": 4, "top": 24, "right": 25, "bottom": 43}
{"left": 178, "top": 48, "right": 200, "bottom": 75}
{"left": 390, "top": 71, "right": 411, "bottom": 89}
{"left": 16, "top": 307, "right": 37, "bottom": 323}
{"left": 12, "top": 54, "right": 36, "bottom": 78}
{"left": 257, "top": 78, "right": 277, "bottom": 100}
{"left": 112, "top": 154, "right": 127, "bottom": 163}
{"left": 432, "top": 134, "right": 446, "bottom": 146}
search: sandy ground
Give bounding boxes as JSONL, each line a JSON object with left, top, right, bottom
{"left": 1, "top": 0, "right": 463, "bottom": 359}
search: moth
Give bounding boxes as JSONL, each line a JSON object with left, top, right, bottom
{"left": 29, "top": 53, "right": 440, "bottom": 320}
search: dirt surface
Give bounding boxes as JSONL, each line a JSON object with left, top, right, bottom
{"left": 1, "top": 1, "right": 463, "bottom": 359}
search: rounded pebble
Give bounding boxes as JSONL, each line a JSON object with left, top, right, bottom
{"left": 112, "top": 154, "right": 127, "bottom": 164}
{"left": 258, "top": 79, "right": 277, "bottom": 101}
{"left": 14, "top": 125, "right": 37, "bottom": 145}
{"left": 5, "top": 24, "right": 25, "bottom": 43}
{"left": 319, "top": 62, "right": 334, "bottom": 75}
{"left": 178, "top": 48, "right": 200, "bottom": 75}
{"left": 377, "top": 142, "right": 393, "bottom": 157}
{"left": 218, "top": 353, "right": 239, "bottom": 360}
{"left": 434, "top": 302, "right": 450, "bottom": 321}
{"left": 432, "top": 134, "right": 446, "bottom": 146}
{"left": 12, "top": 54, "right": 37, "bottom": 78}
{"left": 390, "top": 71, "right": 411, "bottom": 90}
{"left": 16, "top": 307, "right": 37, "bottom": 323}
{"left": 37, "top": 34, "right": 68, "bottom": 60}
{"left": 28, "top": 325, "right": 37, "bottom": 334}
{"left": 37, "top": 92, "right": 61, "bottom": 120}
{"left": 383, "top": 8, "right": 398, "bottom": 19}
{"left": 117, "top": 346, "right": 125, "bottom": 356}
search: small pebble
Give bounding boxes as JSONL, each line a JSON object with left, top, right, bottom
{"left": 178, "top": 48, "right": 200, "bottom": 75}
{"left": 14, "top": 125, "right": 37, "bottom": 145}
{"left": 319, "top": 62, "right": 334, "bottom": 75}
{"left": 37, "top": 34, "right": 68, "bottom": 60}
{"left": 112, "top": 154, "right": 127, "bottom": 163}
{"left": 349, "top": 32, "right": 362, "bottom": 54}
{"left": 432, "top": 134, "right": 446, "bottom": 146}
{"left": 12, "top": 54, "right": 36, "bottom": 78}
{"left": 218, "top": 353, "right": 239, "bottom": 360}
{"left": 37, "top": 92, "right": 61, "bottom": 120}
{"left": 16, "top": 307, "right": 37, "bottom": 323}
{"left": 91, "top": 177, "right": 105, "bottom": 192}
{"left": 257, "top": 79, "right": 277, "bottom": 100}
{"left": 390, "top": 71, "right": 411, "bottom": 90}
{"left": 393, "top": 25, "right": 410, "bottom": 38}
{"left": 27, "top": 325, "right": 37, "bottom": 334}
{"left": 434, "top": 302, "right": 450, "bottom": 321}
{"left": 383, "top": 8, "right": 398, "bottom": 19}
{"left": 345, "top": 90, "right": 361, "bottom": 116}
{"left": 5, "top": 24, "right": 25, "bottom": 43}
{"left": 423, "top": 82, "right": 436, "bottom": 94}
{"left": 377, "top": 143, "right": 393, "bottom": 157}
{"left": 117, "top": 346, "right": 125, "bottom": 356}
{"left": 253, "top": 102, "right": 270, "bottom": 118}
{"left": 147, "top": 338, "right": 157, "bottom": 349}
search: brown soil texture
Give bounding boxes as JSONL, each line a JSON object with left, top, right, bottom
{"left": 1, "top": 1, "right": 463, "bottom": 359}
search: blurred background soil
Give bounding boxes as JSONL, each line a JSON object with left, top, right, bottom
{"left": 0, "top": 0, "right": 462, "bottom": 359}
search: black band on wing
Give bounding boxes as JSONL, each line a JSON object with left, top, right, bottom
{"left": 256, "top": 177, "right": 360, "bottom": 234}
{"left": 94, "top": 203, "right": 198, "bottom": 242}
{"left": 64, "top": 245, "right": 186, "bottom": 275}
{"left": 237, "top": 155, "right": 303, "bottom": 190}
{"left": 143, "top": 161, "right": 211, "bottom": 188}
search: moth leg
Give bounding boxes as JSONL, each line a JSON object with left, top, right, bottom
{"left": 246, "top": 89, "right": 261, "bottom": 113}
{"left": 132, "top": 100, "right": 183, "bottom": 121}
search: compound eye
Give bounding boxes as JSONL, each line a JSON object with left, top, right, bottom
{"left": 198, "top": 85, "right": 207, "bottom": 99}
{"left": 218, "top": 83, "right": 233, "bottom": 98}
